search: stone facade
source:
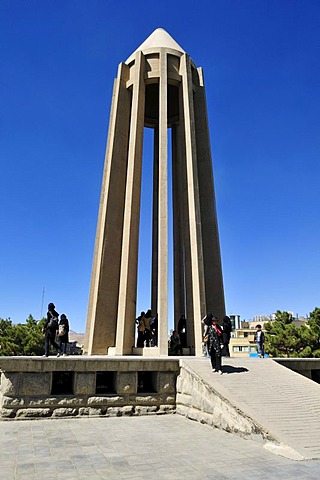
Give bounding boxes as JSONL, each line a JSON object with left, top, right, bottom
{"left": 0, "top": 357, "right": 179, "bottom": 420}
{"left": 176, "top": 362, "right": 267, "bottom": 437}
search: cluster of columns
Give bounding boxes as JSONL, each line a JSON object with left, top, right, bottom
{"left": 84, "top": 29, "right": 225, "bottom": 356}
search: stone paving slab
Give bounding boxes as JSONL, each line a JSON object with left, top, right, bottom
{"left": 1, "top": 415, "right": 320, "bottom": 480}
{"left": 181, "top": 357, "right": 320, "bottom": 460}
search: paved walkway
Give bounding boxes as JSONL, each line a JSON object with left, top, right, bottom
{"left": 182, "top": 357, "right": 320, "bottom": 460}
{"left": 1, "top": 415, "right": 320, "bottom": 480}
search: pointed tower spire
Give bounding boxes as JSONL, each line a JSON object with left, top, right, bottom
{"left": 126, "top": 28, "right": 185, "bottom": 62}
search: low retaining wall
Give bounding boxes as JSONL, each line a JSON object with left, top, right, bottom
{"left": 176, "top": 361, "right": 270, "bottom": 440}
{"left": 0, "top": 357, "right": 179, "bottom": 419}
{"left": 274, "top": 358, "right": 320, "bottom": 382}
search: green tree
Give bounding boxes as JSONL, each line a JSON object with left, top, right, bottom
{"left": 265, "top": 308, "right": 320, "bottom": 358}
{"left": 306, "top": 307, "right": 320, "bottom": 357}
{"left": 273, "top": 310, "right": 293, "bottom": 324}
{"left": 0, "top": 318, "right": 17, "bottom": 356}
{"left": 0, "top": 315, "right": 46, "bottom": 356}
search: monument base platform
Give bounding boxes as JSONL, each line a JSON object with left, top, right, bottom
{"left": 2, "top": 356, "right": 320, "bottom": 460}
{"left": 0, "top": 356, "right": 179, "bottom": 420}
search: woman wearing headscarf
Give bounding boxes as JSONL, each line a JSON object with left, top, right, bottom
{"left": 58, "top": 313, "right": 70, "bottom": 355}
{"left": 208, "top": 316, "right": 223, "bottom": 374}
{"left": 42, "top": 302, "right": 62, "bottom": 357}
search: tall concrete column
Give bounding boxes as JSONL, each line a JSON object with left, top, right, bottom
{"left": 151, "top": 127, "right": 159, "bottom": 316}
{"left": 157, "top": 50, "right": 168, "bottom": 355}
{"left": 115, "top": 51, "right": 145, "bottom": 355}
{"left": 180, "top": 54, "right": 206, "bottom": 356}
{"left": 172, "top": 124, "right": 185, "bottom": 327}
{"left": 194, "top": 67, "right": 225, "bottom": 320}
{"left": 84, "top": 62, "right": 131, "bottom": 355}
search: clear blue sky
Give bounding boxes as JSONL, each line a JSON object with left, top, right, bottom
{"left": 1, "top": 0, "right": 319, "bottom": 332}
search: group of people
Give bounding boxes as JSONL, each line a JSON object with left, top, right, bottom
{"left": 203, "top": 314, "right": 232, "bottom": 375}
{"left": 42, "top": 302, "right": 70, "bottom": 357}
{"left": 136, "top": 310, "right": 157, "bottom": 347}
{"left": 43, "top": 303, "right": 265, "bottom": 361}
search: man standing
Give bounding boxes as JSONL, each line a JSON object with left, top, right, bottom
{"left": 254, "top": 324, "right": 265, "bottom": 358}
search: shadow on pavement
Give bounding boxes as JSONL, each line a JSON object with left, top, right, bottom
{"left": 222, "top": 365, "right": 249, "bottom": 374}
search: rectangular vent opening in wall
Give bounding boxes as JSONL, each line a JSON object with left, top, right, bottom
{"left": 137, "top": 371, "right": 157, "bottom": 393}
{"left": 96, "top": 371, "right": 116, "bottom": 394}
{"left": 51, "top": 372, "right": 74, "bottom": 395}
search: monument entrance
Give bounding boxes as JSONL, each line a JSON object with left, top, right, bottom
{"left": 84, "top": 28, "right": 225, "bottom": 356}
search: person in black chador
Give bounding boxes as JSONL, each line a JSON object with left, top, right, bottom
{"left": 208, "top": 317, "right": 223, "bottom": 374}
{"left": 178, "top": 314, "right": 187, "bottom": 348}
{"left": 222, "top": 315, "right": 232, "bottom": 357}
{"left": 58, "top": 313, "right": 70, "bottom": 355}
{"left": 42, "top": 303, "right": 62, "bottom": 357}
{"left": 144, "top": 309, "right": 153, "bottom": 347}
{"left": 169, "top": 330, "right": 182, "bottom": 355}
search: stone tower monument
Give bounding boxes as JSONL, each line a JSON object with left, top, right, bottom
{"left": 84, "top": 28, "right": 225, "bottom": 356}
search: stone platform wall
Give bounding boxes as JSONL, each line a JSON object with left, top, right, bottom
{"left": 0, "top": 357, "right": 179, "bottom": 420}
{"left": 274, "top": 358, "right": 320, "bottom": 382}
{"left": 176, "top": 361, "right": 268, "bottom": 438}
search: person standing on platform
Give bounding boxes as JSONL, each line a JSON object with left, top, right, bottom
{"left": 169, "top": 330, "right": 182, "bottom": 355}
{"left": 58, "top": 313, "right": 70, "bottom": 356}
{"left": 254, "top": 324, "right": 265, "bottom": 358}
{"left": 144, "top": 309, "right": 153, "bottom": 347}
{"left": 178, "top": 314, "right": 187, "bottom": 349}
{"left": 43, "top": 303, "right": 62, "bottom": 357}
{"left": 208, "top": 317, "right": 223, "bottom": 374}
{"left": 202, "top": 313, "right": 213, "bottom": 358}
{"left": 222, "top": 315, "right": 232, "bottom": 357}
{"left": 136, "top": 311, "right": 146, "bottom": 348}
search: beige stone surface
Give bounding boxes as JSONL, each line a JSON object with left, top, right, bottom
{"left": 0, "top": 407, "right": 14, "bottom": 417}
{"left": 19, "top": 372, "right": 51, "bottom": 396}
{"left": 74, "top": 372, "right": 96, "bottom": 395}
{"left": 78, "top": 407, "right": 104, "bottom": 416}
{"left": 52, "top": 408, "right": 78, "bottom": 417}
{"left": 15, "top": 408, "right": 51, "bottom": 418}
{"left": 116, "top": 372, "right": 137, "bottom": 394}
{"left": 2, "top": 396, "right": 25, "bottom": 406}
{"left": 0, "top": 372, "right": 19, "bottom": 396}
{"left": 157, "top": 372, "right": 177, "bottom": 393}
